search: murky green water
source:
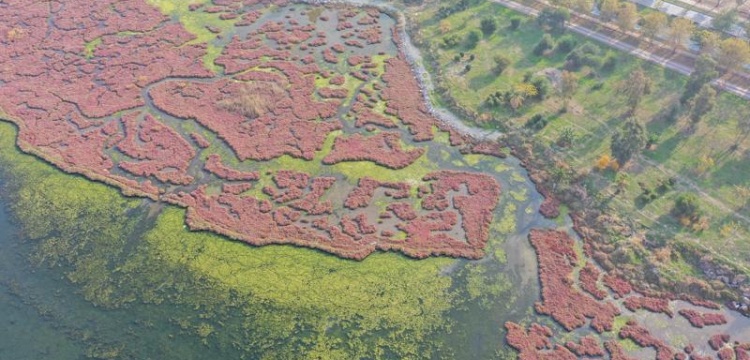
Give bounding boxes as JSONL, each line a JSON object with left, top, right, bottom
{"left": 0, "top": 201, "right": 85, "bottom": 360}
{"left": 0, "top": 180, "right": 255, "bottom": 359}
{"left": 0, "top": 2, "right": 553, "bottom": 358}
{"left": 0, "top": 118, "right": 549, "bottom": 359}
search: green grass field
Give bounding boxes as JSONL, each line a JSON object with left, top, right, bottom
{"left": 413, "top": 0, "right": 750, "bottom": 275}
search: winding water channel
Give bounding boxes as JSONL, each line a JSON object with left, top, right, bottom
{"left": 1, "top": 0, "right": 749, "bottom": 358}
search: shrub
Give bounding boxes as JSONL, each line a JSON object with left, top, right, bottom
{"left": 531, "top": 77, "right": 551, "bottom": 100}
{"left": 578, "top": 42, "right": 600, "bottom": 55}
{"left": 672, "top": 192, "right": 702, "bottom": 225}
{"left": 480, "top": 17, "right": 497, "bottom": 36}
{"left": 555, "top": 35, "right": 577, "bottom": 54}
{"left": 466, "top": 30, "right": 481, "bottom": 49}
{"left": 565, "top": 48, "right": 603, "bottom": 70}
{"left": 493, "top": 55, "right": 511, "bottom": 74}
{"left": 601, "top": 55, "right": 617, "bottom": 72}
{"left": 485, "top": 91, "right": 505, "bottom": 107}
{"left": 557, "top": 127, "right": 576, "bottom": 147}
{"left": 514, "top": 82, "right": 538, "bottom": 97}
{"left": 523, "top": 71, "right": 534, "bottom": 82}
{"left": 646, "top": 132, "right": 660, "bottom": 148}
{"left": 533, "top": 34, "right": 554, "bottom": 56}
{"left": 656, "top": 177, "right": 675, "bottom": 193}
{"left": 581, "top": 55, "right": 603, "bottom": 69}
{"left": 510, "top": 17, "right": 521, "bottom": 30}
{"left": 595, "top": 154, "right": 618, "bottom": 171}
{"left": 442, "top": 34, "right": 461, "bottom": 48}
{"left": 524, "top": 114, "right": 548, "bottom": 131}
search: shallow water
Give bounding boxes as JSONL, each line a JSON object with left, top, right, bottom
{"left": 0, "top": 149, "right": 547, "bottom": 359}
{"left": 0, "top": 199, "right": 85, "bottom": 360}
{"left": 0, "top": 182, "right": 273, "bottom": 359}
{"left": 6, "top": 1, "right": 747, "bottom": 358}
{"left": 0, "top": 2, "right": 551, "bottom": 357}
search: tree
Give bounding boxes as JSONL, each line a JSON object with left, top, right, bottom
{"left": 689, "top": 84, "right": 717, "bottom": 124}
{"left": 681, "top": 55, "right": 718, "bottom": 104}
{"left": 599, "top": 0, "right": 620, "bottom": 21}
{"left": 692, "top": 29, "right": 720, "bottom": 55}
{"left": 560, "top": 70, "right": 578, "bottom": 105}
{"left": 615, "top": 2, "right": 638, "bottom": 32}
{"left": 537, "top": 7, "right": 570, "bottom": 34}
{"left": 493, "top": 55, "right": 511, "bottom": 74}
{"left": 555, "top": 35, "right": 577, "bottom": 54}
{"left": 717, "top": 38, "right": 750, "bottom": 72}
{"left": 640, "top": 12, "right": 667, "bottom": 42}
{"left": 610, "top": 118, "right": 646, "bottom": 165}
{"left": 480, "top": 18, "right": 497, "bottom": 37}
{"left": 572, "top": 0, "right": 594, "bottom": 14}
{"left": 466, "top": 30, "right": 481, "bottom": 49}
{"left": 711, "top": 10, "right": 738, "bottom": 32}
{"left": 667, "top": 18, "right": 694, "bottom": 51}
{"left": 618, "top": 66, "right": 650, "bottom": 113}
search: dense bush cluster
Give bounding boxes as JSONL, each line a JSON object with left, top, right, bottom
{"left": 529, "top": 229, "right": 620, "bottom": 332}
{"left": 678, "top": 309, "right": 728, "bottom": 328}
{"left": 504, "top": 322, "right": 577, "bottom": 360}
{"left": 619, "top": 320, "right": 676, "bottom": 360}
{"left": 0, "top": 0, "right": 512, "bottom": 261}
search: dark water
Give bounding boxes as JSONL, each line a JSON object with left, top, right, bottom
{"left": 0, "top": 177, "right": 262, "bottom": 359}
{"left": 0, "top": 201, "right": 85, "bottom": 360}
{"left": 0, "top": 157, "right": 546, "bottom": 360}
